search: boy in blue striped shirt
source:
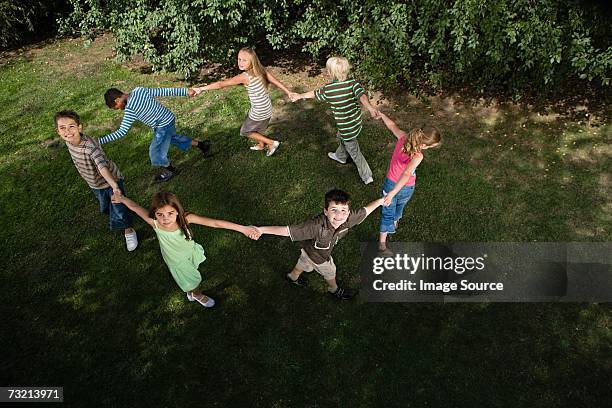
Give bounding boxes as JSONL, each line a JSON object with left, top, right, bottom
{"left": 100, "top": 87, "right": 211, "bottom": 182}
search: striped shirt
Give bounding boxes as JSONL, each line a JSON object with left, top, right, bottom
{"left": 245, "top": 72, "right": 272, "bottom": 121}
{"left": 315, "top": 79, "right": 366, "bottom": 140}
{"left": 65, "top": 135, "right": 122, "bottom": 189}
{"left": 99, "top": 87, "right": 188, "bottom": 144}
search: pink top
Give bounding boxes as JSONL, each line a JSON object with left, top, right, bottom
{"left": 386, "top": 136, "right": 416, "bottom": 186}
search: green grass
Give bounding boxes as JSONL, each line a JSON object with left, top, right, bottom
{"left": 1, "top": 36, "right": 611, "bottom": 407}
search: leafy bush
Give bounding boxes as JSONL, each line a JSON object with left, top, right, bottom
{"left": 59, "top": 0, "right": 611, "bottom": 92}
{"left": 0, "top": 0, "right": 68, "bottom": 49}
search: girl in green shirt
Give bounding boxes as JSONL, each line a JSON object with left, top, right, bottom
{"left": 113, "top": 191, "right": 260, "bottom": 308}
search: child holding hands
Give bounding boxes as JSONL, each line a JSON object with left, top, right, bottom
{"left": 194, "top": 48, "right": 296, "bottom": 156}
{"left": 112, "top": 191, "right": 260, "bottom": 308}
{"left": 377, "top": 112, "right": 441, "bottom": 253}
{"left": 291, "top": 57, "right": 380, "bottom": 184}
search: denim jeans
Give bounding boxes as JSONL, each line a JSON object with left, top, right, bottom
{"left": 91, "top": 179, "right": 133, "bottom": 231}
{"left": 380, "top": 177, "right": 415, "bottom": 233}
{"left": 149, "top": 120, "right": 192, "bottom": 167}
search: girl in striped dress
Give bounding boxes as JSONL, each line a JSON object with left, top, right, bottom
{"left": 195, "top": 48, "right": 297, "bottom": 157}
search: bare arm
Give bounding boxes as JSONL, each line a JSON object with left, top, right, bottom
{"left": 364, "top": 198, "right": 384, "bottom": 216}
{"left": 295, "top": 90, "right": 315, "bottom": 101}
{"left": 383, "top": 153, "right": 424, "bottom": 206}
{"left": 256, "top": 226, "right": 291, "bottom": 237}
{"left": 379, "top": 112, "right": 408, "bottom": 140}
{"left": 266, "top": 71, "right": 292, "bottom": 96}
{"left": 112, "top": 194, "right": 154, "bottom": 227}
{"left": 359, "top": 94, "right": 380, "bottom": 119}
{"left": 98, "top": 166, "right": 121, "bottom": 195}
{"left": 186, "top": 214, "right": 260, "bottom": 239}
{"left": 194, "top": 74, "right": 247, "bottom": 93}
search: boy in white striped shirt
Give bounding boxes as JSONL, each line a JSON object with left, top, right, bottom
{"left": 100, "top": 87, "right": 211, "bottom": 182}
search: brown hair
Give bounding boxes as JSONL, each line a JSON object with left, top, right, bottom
{"left": 148, "top": 192, "right": 193, "bottom": 240}
{"left": 402, "top": 127, "right": 442, "bottom": 156}
{"left": 54, "top": 110, "right": 81, "bottom": 126}
{"left": 239, "top": 48, "right": 269, "bottom": 88}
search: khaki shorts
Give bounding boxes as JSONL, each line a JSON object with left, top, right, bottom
{"left": 296, "top": 249, "right": 336, "bottom": 280}
{"left": 240, "top": 115, "right": 270, "bottom": 137}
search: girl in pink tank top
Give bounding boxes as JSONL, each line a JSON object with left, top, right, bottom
{"left": 378, "top": 112, "right": 442, "bottom": 253}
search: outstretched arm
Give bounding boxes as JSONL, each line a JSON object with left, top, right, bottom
{"left": 382, "top": 153, "right": 424, "bottom": 206}
{"left": 255, "top": 226, "right": 291, "bottom": 237}
{"left": 378, "top": 112, "right": 408, "bottom": 140}
{"left": 194, "top": 74, "right": 247, "bottom": 94}
{"left": 186, "top": 214, "right": 260, "bottom": 240}
{"left": 111, "top": 194, "right": 154, "bottom": 227}
{"left": 99, "top": 166, "right": 122, "bottom": 198}
{"left": 359, "top": 94, "right": 380, "bottom": 119}
{"left": 364, "top": 198, "right": 385, "bottom": 216}
{"left": 266, "top": 71, "right": 293, "bottom": 97}
{"left": 292, "top": 90, "right": 315, "bottom": 102}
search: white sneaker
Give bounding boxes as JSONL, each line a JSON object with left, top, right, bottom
{"left": 364, "top": 177, "right": 374, "bottom": 185}
{"left": 124, "top": 231, "right": 138, "bottom": 251}
{"left": 186, "top": 292, "right": 194, "bottom": 301}
{"left": 193, "top": 294, "right": 215, "bottom": 308}
{"left": 249, "top": 145, "right": 265, "bottom": 151}
{"left": 327, "top": 152, "right": 346, "bottom": 164}
{"left": 266, "top": 141, "right": 280, "bottom": 157}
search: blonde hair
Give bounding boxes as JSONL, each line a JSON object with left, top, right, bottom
{"left": 239, "top": 47, "right": 268, "bottom": 88}
{"left": 326, "top": 56, "right": 351, "bottom": 81}
{"left": 402, "top": 127, "right": 442, "bottom": 156}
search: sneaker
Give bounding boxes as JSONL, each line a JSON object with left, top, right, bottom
{"left": 285, "top": 273, "right": 308, "bottom": 286}
{"left": 154, "top": 166, "right": 176, "bottom": 183}
{"left": 193, "top": 294, "right": 215, "bottom": 308}
{"left": 197, "top": 140, "right": 212, "bottom": 157}
{"left": 364, "top": 177, "right": 374, "bottom": 185}
{"left": 266, "top": 141, "right": 280, "bottom": 157}
{"left": 327, "top": 152, "right": 346, "bottom": 164}
{"left": 249, "top": 144, "right": 265, "bottom": 151}
{"left": 124, "top": 231, "right": 138, "bottom": 252}
{"left": 186, "top": 292, "right": 194, "bottom": 301}
{"left": 329, "top": 285, "right": 358, "bottom": 300}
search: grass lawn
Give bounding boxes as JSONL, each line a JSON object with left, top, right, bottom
{"left": 1, "top": 35, "right": 611, "bottom": 407}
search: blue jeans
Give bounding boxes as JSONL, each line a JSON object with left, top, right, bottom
{"left": 380, "top": 177, "right": 415, "bottom": 233}
{"left": 149, "top": 120, "right": 193, "bottom": 167}
{"left": 91, "top": 179, "right": 133, "bottom": 231}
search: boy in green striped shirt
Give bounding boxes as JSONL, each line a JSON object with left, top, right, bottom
{"left": 292, "top": 57, "right": 380, "bottom": 184}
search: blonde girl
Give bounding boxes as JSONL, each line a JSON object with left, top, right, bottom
{"left": 378, "top": 112, "right": 441, "bottom": 252}
{"left": 112, "top": 191, "right": 260, "bottom": 308}
{"left": 195, "top": 48, "right": 296, "bottom": 156}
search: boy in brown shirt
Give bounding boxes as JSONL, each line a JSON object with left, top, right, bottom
{"left": 257, "top": 189, "right": 382, "bottom": 299}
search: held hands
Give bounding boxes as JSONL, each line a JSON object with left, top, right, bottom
{"left": 288, "top": 92, "right": 300, "bottom": 102}
{"left": 382, "top": 191, "right": 395, "bottom": 207}
{"left": 191, "top": 86, "right": 205, "bottom": 96}
{"left": 244, "top": 226, "right": 262, "bottom": 240}
{"left": 111, "top": 191, "right": 123, "bottom": 204}
{"left": 369, "top": 107, "right": 381, "bottom": 120}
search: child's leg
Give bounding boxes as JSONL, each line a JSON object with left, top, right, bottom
{"left": 379, "top": 178, "right": 398, "bottom": 250}
{"left": 287, "top": 266, "right": 305, "bottom": 281}
{"left": 248, "top": 132, "right": 277, "bottom": 150}
{"left": 149, "top": 123, "right": 174, "bottom": 167}
{"left": 288, "top": 249, "right": 314, "bottom": 282}
{"left": 333, "top": 134, "right": 349, "bottom": 163}
{"left": 342, "top": 139, "right": 373, "bottom": 183}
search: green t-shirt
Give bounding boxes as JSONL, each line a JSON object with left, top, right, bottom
{"left": 315, "top": 79, "right": 366, "bottom": 140}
